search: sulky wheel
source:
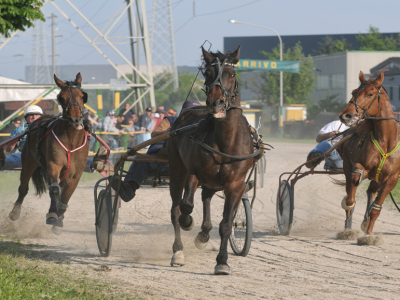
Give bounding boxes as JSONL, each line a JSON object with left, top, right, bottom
{"left": 109, "top": 187, "right": 120, "bottom": 233}
{"left": 276, "top": 180, "right": 294, "bottom": 235}
{"left": 95, "top": 188, "right": 113, "bottom": 257}
{"left": 229, "top": 197, "right": 252, "bottom": 256}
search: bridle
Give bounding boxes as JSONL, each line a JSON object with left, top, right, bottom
{"left": 57, "top": 81, "right": 87, "bottom": 127}
{"left": 349, "top": 81, "right": 396, "bottom": 123}
{"left": 202, "top": 57, "right": 241, "bottom": 111}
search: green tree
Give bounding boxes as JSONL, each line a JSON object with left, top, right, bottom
{"left": 307, "top": 92, "right": 342, "bottom": 120}
{"left": 356, "top": 25, "right": 400, "bottom": 51}
{"left": 153, "top": 72, "right": 206, "bottom": 109}
{"left": 254, "top": 42, "right": 316, "bottom": 109}
{"left": 0, "top": 0, "right": 45, "bottom": 37}
{"left": 315, "top": 36, "right": 352, "bottom": 55}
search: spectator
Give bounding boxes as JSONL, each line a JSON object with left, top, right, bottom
{"left": 0, "top": 118, "right": 20, "bottom": 144}
{"left": 103, "top": 110, "right": 124, "bottom": 150}
{"left": 13, "top": 118, "right": 22, "bottom": 128}
{"left": 155, "top": 110, "right": 165, "bottom": 128}
{"left": 157, "top": 105, "right": 164, "bottom": 112}
{"left": 115, "top": 114, "right": 125, "bottom": 130}
{"left": 138, "top": 107, "right": 152, "bottom": 130}
{"left": 167, "top": 109, "right": 177, "bottom": 117}
{"left": 147, "top": 113, "right": 157, "bottom": 132}
{"left": 124, "top": 119, "right": 137, "bottom": 148}
{"left": 120, "top": 103, "right": 135, "bottom": 125}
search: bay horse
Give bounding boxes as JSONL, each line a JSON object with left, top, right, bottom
{"left": 8, "top": 73, "right": 90, "bottom": 234}
{"left": 168, "top": 46, "right": 260, "bottom": 275}
{"left": 338, "top": 70, "right": 400, "bottom": 236}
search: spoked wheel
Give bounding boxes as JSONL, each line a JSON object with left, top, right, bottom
{"left": 229, "top": 198, "right": 252, "bottom": 256}
{"left": 95, "top": 188, "right": 113, "bottom": 257}
{"left": 276, "top": 180, "right": 294, "bottom": 235}
{"left": 109, "top": 187, "right": 120, "bottom": 233}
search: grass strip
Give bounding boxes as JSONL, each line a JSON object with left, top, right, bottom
{"left": 0, "top": 239, "right": 141, "bottom": 300}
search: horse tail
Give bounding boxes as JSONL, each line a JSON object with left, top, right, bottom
{"left": 32, "top": 166, "right": 48, "bottom": 196}
{"left": 330, "top": 177, "right": 346, "bottom": 186}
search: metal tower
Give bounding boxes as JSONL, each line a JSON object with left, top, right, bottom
{"left": 27, "top": 20, "right": 51, "bottom": 84}
{"left": 150, "top": 0, "right": 179, "bottom": 90}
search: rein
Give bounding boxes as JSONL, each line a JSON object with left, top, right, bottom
{"left": 190, "top": 135, "right": 261, "bottom": 161}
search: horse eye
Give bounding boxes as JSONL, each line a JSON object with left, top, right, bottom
{"left": 368, "top": 93, "right": 373, "bottom": 97}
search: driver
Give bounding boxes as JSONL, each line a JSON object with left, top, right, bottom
{"left": 0, "top": 105, "right": 107, "bottom": 173}
{"left": 111, "top": 99, "right": 201, "bottom": 202}
{"left": 305, "top": 119, "right": 349, "bottom": 170}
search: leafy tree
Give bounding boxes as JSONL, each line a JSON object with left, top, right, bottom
{"left": 314, "top": 36, "right": 352, "bottom": 55}
{"left": 0, "top": 0, "right": 45, "bottom": 38}
{"left": 252, "top": 42, "right": 316, "bottom": 110}
{"left": 356, "top": 25, "right": 400, "bottom": 51}
{"left": 153, "top": 72, "right": 206, "bottom": 109}
{"left": 307, "top": 92, "right": 342, "bottom": 120}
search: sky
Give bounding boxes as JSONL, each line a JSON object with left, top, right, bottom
{"left": 0, "top": 0, "right": 400, "bottom": 81}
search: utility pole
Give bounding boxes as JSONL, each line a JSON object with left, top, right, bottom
{"left": 51, "top": 13, "right": 56, "bottom": 77}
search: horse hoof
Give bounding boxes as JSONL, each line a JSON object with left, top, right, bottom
{"left": 360, "top": 217, "right": 370, "bottom": 233}
{"left": 214, "top": 264, "right": 231, "bottom": 275}
{"left": 341, "top": 196, "right": 355, "bottom": 211}
{"left": 51, "top": 226, "right": 63, "bottom": 235}
{"left": 179, "top": 215, "right": 194, "bottom": 231}
{"left": 194, "top": 232, "right": 209, "bottom": 250}
{"left": 170, "top": 250, "right": 184, "bottom": 266}
{"left": 9, "top": 205, "right": 21, "bottom": 221}
{"left": 46, "top": 212, "right": 58, "bottom": 226}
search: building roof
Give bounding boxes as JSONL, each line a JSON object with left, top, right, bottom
{"left": 224, "top": 32, "right": 400, "bottom": 58}
{"left": 370, "top": 57, "right": 400, "bottom": 76}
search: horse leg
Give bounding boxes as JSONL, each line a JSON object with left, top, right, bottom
{"left": 363, "top": 178, "right": 397, "bottom": 235}
{"left": 361, "top": 181, "right": 380, "bottom": 232}
{"left": 169, "top": 166, "right": 187, "bottom": 266}
{"left": 178, "top": 174, "right": 198, "bottom": 231}
{"left": 9, "top": 162, "right": 38, "bottom": 221}
{"left": 195, "top": 187, "right": 215, "bottom": 250}
{"left": 215, "top": 182, "right": 245, "bottom": 275}
{"left": 341, "top": 156, "right": 359, "bottom": 229}
{"left": 45, "top": 163, "right": 62, "bottom": 225}
{"left": 51, "top": 179, "right": 78, "bottom": 235}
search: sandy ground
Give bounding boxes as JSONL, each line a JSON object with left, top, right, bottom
{"left": 1, "top": 142, "right": 400, "bottom": 299}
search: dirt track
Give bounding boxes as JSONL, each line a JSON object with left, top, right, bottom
{"left": 1, "top": 142, "right": 400, "bottom": 299}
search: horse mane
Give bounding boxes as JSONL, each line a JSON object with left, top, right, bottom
{"left": 203, "top": 50, "right": 239, "bottom": 65}
{"left": 64, "top": 80, "right": 81, "bottom": 88}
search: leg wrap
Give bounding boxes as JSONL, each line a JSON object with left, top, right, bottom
{"left": 49, "top": 182, "right": 61, "bottom": 197}
{"left": 56, "top": 200, "right": 68, "bottom": 217}
{"left": 352, "top": 169, "right": 364, "bottom": 186}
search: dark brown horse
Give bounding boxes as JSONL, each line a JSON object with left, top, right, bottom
{"left": 168, "top": 46, "right": 258, "bottom": 275}
{"left": 9, "top": 73, "right": 90, "bottom": 234}
{"left": 338, "top": 70, "right": 400, "bottom": 235}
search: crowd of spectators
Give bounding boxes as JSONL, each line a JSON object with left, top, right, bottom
{"left": 87, "top": 103, "right": 177, "bottom": 151}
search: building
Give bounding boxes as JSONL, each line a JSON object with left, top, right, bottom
{"left": 310, "top": 51, "right": 400, "bottom": 106}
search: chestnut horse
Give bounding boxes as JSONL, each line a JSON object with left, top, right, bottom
{"left": 9, "top": 73, "right": 89, "bottom": 234}
{"left": 338, "top": 70, "right": 400, "bottom": 235}
{"left": 168, "top": 46, "right": 259, "bottom": 275}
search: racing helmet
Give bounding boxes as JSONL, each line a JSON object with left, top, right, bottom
{"left": 24, "top": 105, "right": 43, "bottom": 117}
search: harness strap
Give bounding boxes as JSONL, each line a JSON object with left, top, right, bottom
{"left": 52, "top": 130, "right": 90, "bottom": 181}
{"left": 370, "top": 131, "right": 400, "bottom": 182}
{"left": 190, "top": 135, "right": 261, "bottom": 161}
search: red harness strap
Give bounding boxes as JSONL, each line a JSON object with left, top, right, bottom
{"left": 52, "top": 129, "right": 90, "bottom": 181}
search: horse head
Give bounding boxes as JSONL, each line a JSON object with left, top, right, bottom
{"left": 339, "top": 70, "right": 385, "bottom": 126}
{"left": 54, "top": 72, "right": 88, "bottom": 130}
{"left": 201, "top": 46, "right": 240, "bottom": 118}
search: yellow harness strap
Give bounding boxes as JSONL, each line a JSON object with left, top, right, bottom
{"left": 370, "top": 131, "right": 400, "bottom": 182}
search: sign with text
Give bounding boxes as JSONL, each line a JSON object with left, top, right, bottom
{"left": 110, "top": 79, "right": 127, "bottom": 91}
{"left": 236, "top": 59, "right": 300, "bottom": 73}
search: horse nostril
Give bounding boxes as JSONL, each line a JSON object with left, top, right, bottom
{"left": 345, "top": 114, "right": 352, "bottom": 120}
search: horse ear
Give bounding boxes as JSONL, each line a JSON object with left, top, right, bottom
{"left": 75, "top": 72, "right": 82, "bottom": 85}
{"left": 374, "top": 70, "right": 384, "bottom": 88}
{"left": 54, "top": 74, "right": 67, "bottom": 88}
{"left": 359, "top": 71, "right": 366, "bottom": 83}
{"left": 82, "top": 91, "right": 88, "bottom": 104}
{"left": 230, "top": 45, "right": 241, "bottom": 63}
{"left": 201, "top": 46, "right": 214, "bottom": 64}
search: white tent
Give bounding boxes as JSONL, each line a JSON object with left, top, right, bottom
{"left": 0, "top": 76, "right": 58, "bottom": 102}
